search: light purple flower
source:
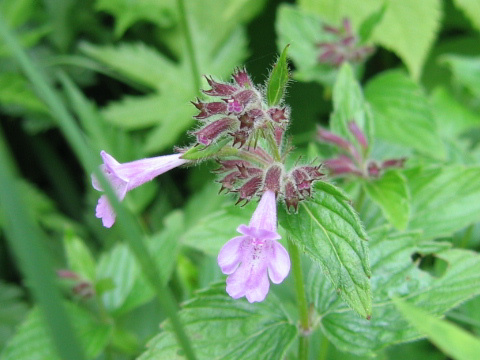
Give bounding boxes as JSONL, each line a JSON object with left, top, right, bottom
{"left": 217, "top": 190, "right": 290, "bottom": 303}
{"left": 92, "top": 150, "right": 187, "bottom": 228}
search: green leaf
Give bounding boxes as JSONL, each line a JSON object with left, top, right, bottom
{"left": 430, "top": 86, "right": 480, "bottom": 139}
{"left": 137, "top": 283, "right": 296, "bottom": 360}
{"left": 406, "top": 166, "right": 480, "bottom": 240}
{"left": 63, "top": 233, "right": 96, "bottom": 282}
{"left": 452, "top": 0, "right": 480, "bottom": 31}
{"left": 363, "top": 170, "right": 410, "bottom": 230}
{"left": 330, "top": 63, "right": 374, "bottom": 146}
{"left": 394, "top": 298, "right": 480, "bottom": 360}
{"left": 309, "top": 229, "right": 480, "bottom": 356}
{"left": 279, "top": 181, "right": 372, "bottom": 319}
{"left": 441, "top": 55, "right": 480, "bottom": 99}
{"left": 96, "top": 244, "right": 137, "bottom": 312}
{"left": 1, "top": 303, "right": 112, "bottom": 360}
{"left": 182, "top": 202, "right": 254, "bottom": 256}
{"left": 365, "top": 69, "right": 445, "bottom": 159}
{"left": 267, "top": 44, "right": 290, "bottom": 106}
{"left": 95, "top": 0, "right": 176, "bottom": 37}
{"left": 358, "top": 3, "right": 387, "bottom": 43}
{"left": 181, "top": 138, "right": 231, "bottom": 161}
{"left": 299, "top": 0, "right": 442, "bottom": 79}
{"left": 0, "top": 281, "right": 28, "bottom": 349}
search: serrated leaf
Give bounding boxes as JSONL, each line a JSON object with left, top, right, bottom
{"left": 308, "top": 229, "right": 480, "bottom": 356}
{"left": 137, "top": 283, "right": 296, "bottom": 360}
{"left": 1, "top": 303, "right": 111, "bottom": 360}
{"left": 330, "top": 63, "right": 374, "bottom": 146}
{"left": 267, "top": 44, "right": 290, "bottom": 106}
{"left": 365, "top": 69, "right": 445, "bottom": 159}
{"left": 279, "top": 181, "right": 372, "bottom": 319}
{"left": 430, "top": 86, "right": 480, "bottom": 139}
{"left": 371, "top": 0, "right": 441, "bottom": 80}
{"left": 452, "top": 0, "right": 480, "bottom": 32}
{"left": 441, "top": 55, "right": 480, "bottom": 99}
{"left": 394, "top": 298, "right": 480, "bottom": 360}
{"left": 406, "top": 166, "right": 480, "bottom": 240}
{"left": 363, "top": 170, "right": 410, "bottom": 230}
{"left": 63, "top": 233, "right": 96, "bottom": 281}
{"left": 96, "top": 244, "right": 137, "bottom": 312}
{"left": 95, "top": 0, "right": 176, "bottom": 37}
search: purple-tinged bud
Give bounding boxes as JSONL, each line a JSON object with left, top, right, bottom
{"left": 381, "top": 158, "right": 406, "bottom": 170}
{"left": 219, "top": 171, "right": 241, "bottom": 193}
{"left": 192, "top": 100, "right": 228, "bottom": 119}
{"left": 203, "top": 76, "right": 237, "bottom": 96}
{"left": 324, "top": 155, "right": 362, "bottom": 176}
{"left": 317, "top": 127, "right": 352, "bottom": 151}
{"left": 341, "top": 35, "right": 356, "bottom": 47}
{"left": 226, "top": 99, "right": 243, "bottom": 113}
{"left": 231, "top": 129, "right": 250, "bottom": 148}
{"left": 239, "top": 109, "right": 263, "bottom": 129}
{"left": 268, "top": 107, "right": 288, "bottom": 123}
{"left": 318, "top": 48, "right": 337, "bottom": 63}
{"left": 367, "top": 161, "right": 380, "bottom": 178}
{"left": 195, "top": 117, "right": 234, "bottom": 145}
{"left": 348, "top": 121, "right": 368, "bottom": 149}
{"left": 343, "top": 18, "right": 352, "bottom": 34}
{"left": 285, "top": 181, "right": 300, "bottom": 212}
{"left": 233, "top": 68, "right": 253, "bottom": 88}
{"left": 301, "top": 165, "right": 324, "bottom": 180}
{"left": 73, "top": 282, "right": 94, "bottom": 299}
{"left": 264, "top": 164, "right": 283, "bottom": 193}
{"left": 232, "top": 89, "right": 256, "bottom": 107}
{"left": 215, "top": 159, "right": 250, "bottom": 173}
{"left": 292, "top": 168, "right": 311, "bottom": 196}
{"left": 323, "top": 24, "right": 340, "bottom": 35}
{"left": 237, "top": 176, "right": 262, "bottom": 204}
{"left": 274, "top": 126, "right": 284, "bottom": 146}
{"left": 57, "top": 269, "right": 79, "bottom": 280}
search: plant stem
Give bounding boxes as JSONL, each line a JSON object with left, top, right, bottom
{"left": 288, "top": 236, "right": 310, "bottom": 360}
{"left": 177, "top": 0, "right": 201, "bottom": 93}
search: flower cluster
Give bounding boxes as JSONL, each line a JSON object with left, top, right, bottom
{"left": 317, "top": 121, "right": 405, "bottom": 178}
{"left": 317, "top": 18, "right": 374, "bottom": 67}
{"left": 91, "top": 68, "right": 323, "bottom": 302}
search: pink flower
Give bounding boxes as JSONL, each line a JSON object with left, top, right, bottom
{"left": 92, "top": 150, "right": 187, "bottom": 228}
{"left": 217, "top": 190, "right": 291, "bottom": 302}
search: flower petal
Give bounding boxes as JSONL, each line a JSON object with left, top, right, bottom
{"left": 248, "top": 190, "right": 277, "bottom": 233}
{"left": 226, "top": 265, "right": 248, "bottom": 299}
{"left": 218, "top": 236, "right": 246, "bottom": 275}
{"left": 245, "top": 270, "right": 270, "bottom": 303}
{"left": 237, "top": 224, "right": 280, "bottom": 240}
{"left": 267, "top": 241, "right": 291, "bottom": 284}
{"left": 96, "top": 195, "right": 116, "bottom": 228}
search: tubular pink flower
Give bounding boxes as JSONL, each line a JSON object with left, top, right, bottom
{"left": 92, "top": 150, "right": 187, "bottom": 228}
{"left": 217, "top": 190, "right": 290, "bottom": 303}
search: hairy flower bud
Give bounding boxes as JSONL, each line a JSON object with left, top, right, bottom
{"left": 192, "top": 100, "right": 228, "bottom": 120}
{"left": 264, "top": 164, "right": 283, "bottom": 193}
{"left": 195, "top": 117, "right": 234, "bottom": 145}
{"left": 382, "top": 158, "right": 406, "bottom": 170}
{"left": 237, "top": 176, "right": 262, "bottom": 204}
{"left": 233, "top": 68, "right": 253, "bottom": 88}
{"left": 203, "top": 76, "right": 236, "bottom": 96}
{"left": 268, "top": 107, "right": 288, "bottom": 123}
{"left": 348, "top": 121, "right": 368, "bottom": 149}
{"left": 231, "top": 129, "right": 250, "bottom": 148}
{"left": 284, "top": 181, "right": 300, "bottom": 212}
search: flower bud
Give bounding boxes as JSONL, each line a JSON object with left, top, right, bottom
{"left": 367, "top": 161, "right": 380, "bottom": 178}
{"left": 230, "top": 129, "right": 250, "bottom": 148}
{"left": 381, "top": 158, "right": 406, "bottom": 170}
{"left": 324, "top": 155, "right": 362, "bottom": 176}
{"left": 233, "top": 68, "right": 253, "bottom": 88}
{"left": 348, "top": 121, "right": 368, "bottom": 149}
{"left": 194, "top": 117, "right": 234, "bottom": 145}
{"left": 218, "top": 171, "right": 241, "bottom": 193}
{"left": 236, "top": 175, "right": 262, "bottom": 204}
{"left": 264, "top": 164, "right": 283, "bottom": 193}
{"left": 268, "top": 107, "right": 288, "bottom": 123}
{"left": 192, "top": 100, "right": 228, "bottom": 119}
{"left": 239, "top": 109, "right": 263, "bottom": 129}
{"left": 231, "top": 89, "right": 256, "bottom": 107}
{"left": 285, "top": 181, "right": 300, "bottom": 212}
{"left": 203, "top": 76, "right": 237, "bottom": 96}
{"left": 226, "top": 99, "right": 243, "bottom": 113}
